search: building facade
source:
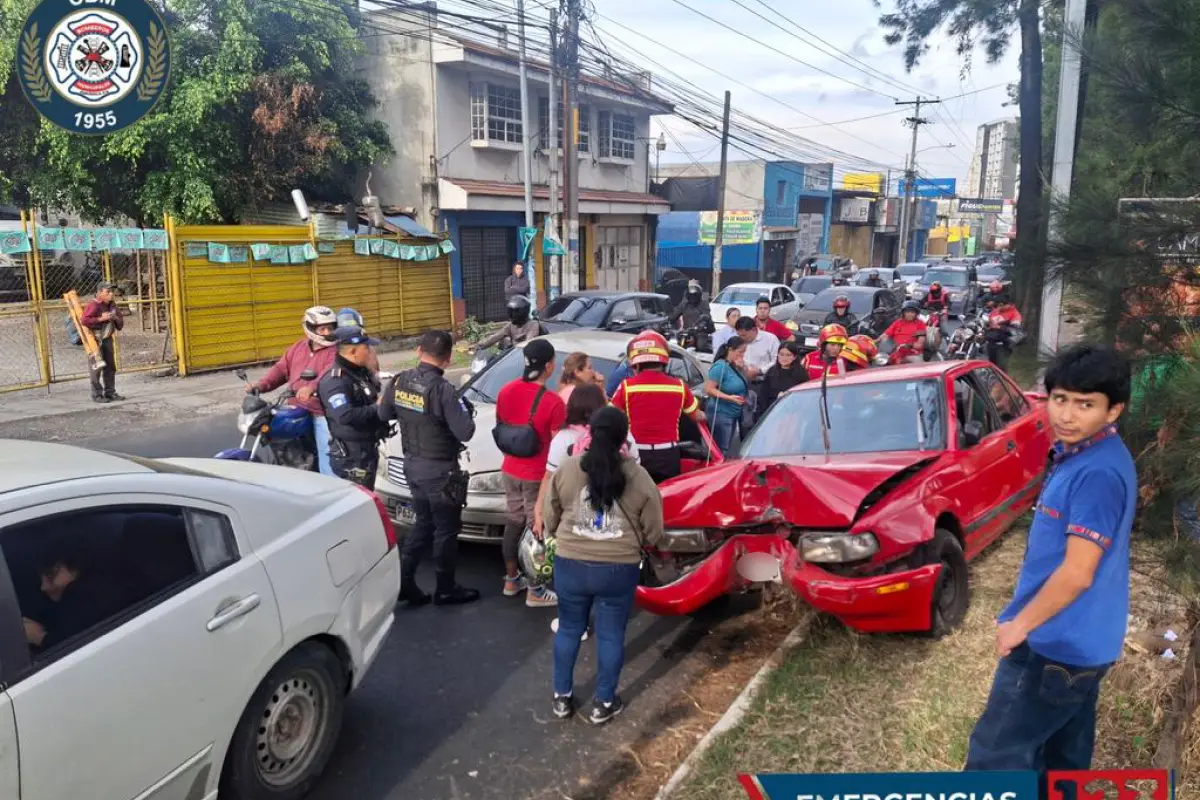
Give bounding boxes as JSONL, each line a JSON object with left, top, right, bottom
{"left": 360, "top": 6, "right": 670, "bottom": 322}
{"left": 965, "top": 119, "right": 1019, "bottom": 201}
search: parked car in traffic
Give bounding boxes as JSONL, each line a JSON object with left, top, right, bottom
{"left": 911, "top": 264, "right": 979, "bottom": 316}
{"left": 709, "top": 282, "right": 799, "bottom": 324}
{"left": 795, "top": 254, "right": 848, "bottom": 275}
{"left": 0, "top": 441, "right": 400, "bottom": 800}
{"left": 897, "top": 261, "right": 931, "bottom": 298}
{"left": 852, "top": 267, "right": 908, "bottom": 304}
{"left": 790, "top": 286, "right": 902, "bottom": 350}
{"left": 375, "top": 331, "right": 719, "bottom": 544}
{"left": 635, "top": 361, "right": 1052, "bottom": 636}
{"left": 539, "top": 291, "right": 673, "bottom": 335}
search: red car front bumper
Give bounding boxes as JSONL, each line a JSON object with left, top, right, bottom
{"left": 635, "top": 534, "right": 943, "bottom": 634}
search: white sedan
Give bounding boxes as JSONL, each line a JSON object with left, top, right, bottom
{"left": 708, "top": 282, "right": 800, "bottom": 324}
{"left": 0, "top": 440, "right": 399, "bottom": 800}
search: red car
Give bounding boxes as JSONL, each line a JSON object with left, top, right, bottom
{"left": 636, "top": 361, "right": 1052, "bottom": 636}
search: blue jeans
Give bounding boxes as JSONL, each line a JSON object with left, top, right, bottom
{"left": 313, "top": 415, "right": 334, "bottom": 476}
{"left": 965, "top": 643, "right": 1110, "bottom": 774}
{"left": 553, "top": 557, "right": 640, "bottom": 703}
{"left": 708, "top": 412, "right": 740, "bottom": 454}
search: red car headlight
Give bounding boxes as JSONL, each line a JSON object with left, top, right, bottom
{"left": 800, "top": 532, "right": 879, "bottom": 563}
{"left": 657, "top": 528, "right": 716, "bottom": 553}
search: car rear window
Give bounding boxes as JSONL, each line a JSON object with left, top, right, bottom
{"left": 922, "top": 269, "right": 970, "bottom": 287}
{"left": 714, "top": 288, "right": 767, "bottom": 305}
{"left": 465, "top": 349, "right": 620, "bottom": 404}
{"left": 804, "top": 290, "right": 874, "bottom": 314}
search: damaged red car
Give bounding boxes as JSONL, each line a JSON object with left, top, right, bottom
{"left": 637, "top": 360, "right": 1052, "bottom": 636}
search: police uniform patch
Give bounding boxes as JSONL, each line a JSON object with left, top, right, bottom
{"left": 395, "top": 388, "right": 427, "bottom": 413}
{"left": 328, "top": 393, "right": 349, "bottom": 409}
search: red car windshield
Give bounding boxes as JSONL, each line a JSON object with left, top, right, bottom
{"left": 741, "top": 379, "right": 946, "bottom": 456}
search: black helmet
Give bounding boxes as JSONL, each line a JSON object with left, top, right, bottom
{"left": 869, "top": 269, "right": 879, "bottom": 279}
{"left": 507, "top": 294, "right": 531, "bottom": 324}
{"left": 902, "top": 300, "right": 921, "bottom": 314}
{"left": 686, "top": 280, "right": 702, "bottom": 303}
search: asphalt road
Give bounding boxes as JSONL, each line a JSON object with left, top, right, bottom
{"left": 84, "top": 416, "right": 739, "bottom": 800}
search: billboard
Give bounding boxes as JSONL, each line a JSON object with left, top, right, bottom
{"left": 838, "top": 198, "right": 872, "bottom": 224}
{"left": 895, "top": 177, "right": 957, "bottom": 198}
{"left": 958, "top": 197, "right": 1005, "bottom": 214}
{"left": 841, "top": 172, "right": 884, "bottom": 194}
{"left": 698, "top": 210, "right": 761, "bottom": 245}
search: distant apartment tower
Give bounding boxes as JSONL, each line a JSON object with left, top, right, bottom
{"left": 965, "top": 118, "right": 1019, "bottom": 199}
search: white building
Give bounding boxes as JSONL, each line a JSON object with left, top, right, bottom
{"left": 965, "top": 118, "right": 1019, "bottom": 201}
{"left": 360, "top": 5, "right": 672, "bottom": 321}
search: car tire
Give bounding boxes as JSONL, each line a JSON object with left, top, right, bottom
{"left": 220, "top": 643, "right": 347, "bottom": 800}
{"left": 918, "top": 529, "right": 970, "bottom": 638}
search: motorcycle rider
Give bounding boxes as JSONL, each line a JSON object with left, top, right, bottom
{"left": 800, "top": 323, "right": 850, "bottom": 380}
{"left": 317, "top": 326, "right": 390, "bottom": 488}
{"left": 477, "top": 295, "right": 546, "bottom": 350}
{"left": 863, "top": 269, "right": 886, "bottom": 288}
{"left": 823, "top": 294, "right": 858, "bottom": 331}
{"left": 980, "top": 280, "right": 1006, "bottom": 311}
{"left": 610, "top": 331, "right": 706, "bottom": 484}
{"left": 923, "top": 281, "right": 950, "bottom": 314}
{"left": 985, "top": 296, "right": 1024, "bottom": 370}
{"left": 249, "top": 306, "right": 339, "bottom": 475}
{"left": 879, "top": 301, "right": 928, "bottom": 363}
{"left": 381, "top": 329, "right": 479, "bottom": 607}
{"left": 849, "top": 334, "right": 879, "bottom": 366}
{"left": 669, "top": 280, "right": 714, "bottom": 349}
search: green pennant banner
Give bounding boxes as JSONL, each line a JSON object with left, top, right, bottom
{"left": 36, "top": 228, "right": 63, "bottom": 250}
{"left": 0, "top": 231, "right": 31, "bottom": 255}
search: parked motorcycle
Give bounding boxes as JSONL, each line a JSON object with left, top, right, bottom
{"left": 214, "top": 369, "right": 318, "bottom": 469}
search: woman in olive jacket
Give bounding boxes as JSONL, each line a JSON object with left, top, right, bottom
{"left": 543, "top": 406, "right": 664, "bottom": 725}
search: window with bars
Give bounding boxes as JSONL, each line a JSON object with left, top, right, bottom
{"left": 597, "top": 110, "right": 636, "bottom": 161}
{"left": 538, "top": 99, "right": 590, "bottom": 153}
{"left": 470, "top": 82, "right": 523, "bottom": 145}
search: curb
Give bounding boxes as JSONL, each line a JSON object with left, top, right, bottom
{"left": 653, "top": 613, "right": 814, "bottom": 800}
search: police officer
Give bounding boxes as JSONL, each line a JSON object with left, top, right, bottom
{"left": 317, "top": 326, "right": 390, "bottom": 487}
{"left": 380, "top": 329, "right": 480, "bottom": 607}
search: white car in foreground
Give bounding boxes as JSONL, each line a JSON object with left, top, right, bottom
{"left": 0, "top": 441, "right": 400, "bottom": 800}
{"left": 708, "top": 282, "right": 800, "bottom": 325}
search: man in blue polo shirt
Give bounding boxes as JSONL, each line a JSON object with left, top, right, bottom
{"left": 965, "top": 343, "right": 1136, "bottom": 774}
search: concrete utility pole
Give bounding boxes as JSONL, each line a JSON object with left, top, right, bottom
{"left": 1040, "top": 0, "right": 1088, "bottom": 359}
{"left": 712, "top": 90, "right": 732, "bottom": 295}
{"left": 516, "top": 0, "right": 536, "bottom": 302}
{"left": 895, "top": 97, "right": 938, "bottom": 262}
{"left": 547, "top": 8, "right": 561, "bottom": 300}
{"left": 563, "top": 0, "right": 581, "bottom": 292}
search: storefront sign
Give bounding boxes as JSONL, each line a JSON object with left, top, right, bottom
{"left": 841, "top": 173, "right": 884, "bottom": 194}
{"left": 699, "top": 210, "right": 761, "bottom": 245}
{"left": 958, "top": 197, "right": 1005, "bottom": 214}
{"left": 838, "top": 198, "right": 872, "bottom": 224}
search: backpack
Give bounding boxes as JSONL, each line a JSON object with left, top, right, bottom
{"left": 492, "top": 386, "right": 547, "bottom": 458}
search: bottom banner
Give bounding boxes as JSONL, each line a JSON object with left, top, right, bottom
{"left": 739, "top": 770, "right": 1176, "bottom": 800}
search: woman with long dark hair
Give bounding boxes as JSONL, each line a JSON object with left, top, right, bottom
{"left": 703, "top": 338, "right": 750, "bottom": 454}
{"left": 542, "top": 406, "right": 663, "bottom": 725}
{"left": 760, "top": 341, "right": 806, "bottom": 410}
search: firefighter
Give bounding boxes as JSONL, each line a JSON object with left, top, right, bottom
{"left": 800, "top": 323, "right": 850, "bottom": 380}
{"left": 849, "top": 334, "right": 880, "bottom": 366}
{"left": 610, "top": 331, "right": 706, "bottom": 483}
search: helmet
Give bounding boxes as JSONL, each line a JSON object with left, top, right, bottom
{"left": 869, "top": 270, "right": 879, "bottom": 279}
{"left": 303, "top": 306, "right": 338, "bottom": 346}
{"left": 517, "top": 528, "right": 557, "bottom": 587}
{"left": 833, "top": 294, "right": 850, "bottom": 311}
{"left": 507, "top": 294, "right": 532, "bottom": 325}
{"left": 902, "top": 300, "right": 921, "bottom": 314}
{"left": 841, "top": 341, "right": 869, "bottom": 369}
{"left": 818, "top": 323, "right": 848, "bottom": 347}
{"left": 686, "top": 280, "right": 702, "bottom": 296}
{"left": 337, "top": 307, "right": 364, "bottom": 328}
{"left": 850, "top": 334, "right": 878, "bottom": 360}
{"left": 989, "top": 280, "right": 1003, "bottom": 294}
{"left": 627, "top": 330, "right": 671, "bottom": 367}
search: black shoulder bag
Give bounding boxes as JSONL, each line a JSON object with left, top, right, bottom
{"left": 493, "top": 386, "right": 547, "bottom": 458}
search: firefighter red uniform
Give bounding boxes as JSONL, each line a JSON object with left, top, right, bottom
{"left": 841, "top": 341, "right": 870, "bottom": 370}
{"left": 610, "top": 331, "right": 701, "bottom": 483}
{"left": 801, "top": 324, "right": 850, "bottom": 380}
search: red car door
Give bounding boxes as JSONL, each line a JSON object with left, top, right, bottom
{"left": 973, "top": 365, "right": 1050, "bottom": 511}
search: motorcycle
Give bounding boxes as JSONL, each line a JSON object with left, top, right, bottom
{"left": 919, "top": 307, "right": 945, "bottom": 361}
{"left": 215, "top": 369, "right": 318, "bottom": 469}
{"left": 946, "top": 312, "right": 988, "bottom": 360}
{"left": 668, "top": 314, "right": 714, "bottom": 354}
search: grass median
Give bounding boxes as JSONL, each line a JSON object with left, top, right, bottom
{"left": 673, "top": 525, "right": 1190, "bottom": 799}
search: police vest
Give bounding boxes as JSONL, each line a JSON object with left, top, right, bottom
{"left": 326, "top": 366, "right": 387, "bottom": 442}
{"left": 392, "top": 369, "right": 461, "bottom": 462}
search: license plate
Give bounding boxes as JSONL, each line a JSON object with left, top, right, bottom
{"left": 395, "top": 502, "right": 417, "bottom": 526}
{"left": 804, "top": 337, "right": 818, "bottom": 347}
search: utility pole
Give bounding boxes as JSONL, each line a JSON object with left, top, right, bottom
{"left": 1039, "top": 0, "right": 1088, "bottom": 360}
{"left": 516, "top": 0, "right": 536, "bottom": 302}
{"left": 547, "top": 8, "right": 561, "bottom": 300}
{"left": 895, "top": 97, "right": 938, "bottom": 262}
{"left": 711, "top": 90, "right": 731, "bottom": 295}
{"left": 562, "top": 0, "right": 581, "bottom": 292}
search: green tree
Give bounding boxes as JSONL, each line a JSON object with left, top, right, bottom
{"left": 1, "top": 0, "right": 392, "bottom": 223}
{"left": 875, "top": 0, "right": 1050, "bottom": 331}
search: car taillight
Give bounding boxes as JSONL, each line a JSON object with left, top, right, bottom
{"left": 355, "top": 485, "right": 397, "bottom": 551}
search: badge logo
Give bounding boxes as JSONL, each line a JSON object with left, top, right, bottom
{"left": 18, "top": 0, "right": 170, "bottom": 135}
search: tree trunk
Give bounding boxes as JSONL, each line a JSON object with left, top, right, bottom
{"left": 1015, "top": 0, "right": 1046, "bottom": 336}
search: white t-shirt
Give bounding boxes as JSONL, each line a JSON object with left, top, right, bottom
{"left": 546, "top": 425, "right": 640, "bottom": 473}
{"left": 743, "top": 330, "right": 780, "bottom": 375}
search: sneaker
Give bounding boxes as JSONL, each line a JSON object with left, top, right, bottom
{"left": 588, "top": 696, "right": 625, "bottom": 726}
{"left": 550, "top": 617, "right": 589, "bottom": 641}
{"left": 552, "top": 694, "right": 575, "bottom": 720}
{"left": 92, "top": 395, "right": 109, "bottom": 404}
{"left": 503, "top": 574, "right": 528, "bottom": 597}
{"left": 526, "top": 585, "right": 558, "bottom": 608}
{"left": 434, "top": 585, "right": 481, "bottom": 606}
{"left": 398, "top": 583, "right": 431, "bottom": 609}
{"left": 104, "top": 392, "right": 126, "bottom": 401}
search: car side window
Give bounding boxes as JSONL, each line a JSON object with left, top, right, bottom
{"left": 770, "top": 288, "right": 784, "bottom": 306}
{"left": 974, "top": 367, "right": 1029, "bottom": 424}
{"left": 635, "top": 297, "right": 659, "bottom": 317}
{"left": 666, "top": 354, "right": 689, "bottom": 382}
{"left": 954, "top": 375, "right": 997, "bottom": 447}
{"left": 779, "top": 287, "right": 795, "bottom": 304}
{"left": 609, "top": 299, "right": 639, "bottom": 324}
{"left": 0, "top": 505, "right": 238, "bottom": 669}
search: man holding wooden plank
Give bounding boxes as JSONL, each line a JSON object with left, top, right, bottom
{"left": 81, "top": 282, "right": 124, "bottom": 403}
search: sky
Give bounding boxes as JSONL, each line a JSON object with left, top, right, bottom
{"left": 586, "top": 0, "right": 1021, "bottom": 189}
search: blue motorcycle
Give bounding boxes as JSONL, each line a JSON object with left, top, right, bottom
{"left": 214, "top": 369, "right": 318, "bottom": 470}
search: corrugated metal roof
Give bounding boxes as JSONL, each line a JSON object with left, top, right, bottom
{"left": 385, "top": 215, "right": 437, "bottom": 239}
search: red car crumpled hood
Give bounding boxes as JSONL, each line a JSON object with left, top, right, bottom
{"left": 660, "top": 452, "right": 939, "bottom": 529}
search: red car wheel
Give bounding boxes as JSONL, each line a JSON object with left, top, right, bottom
{"left": 921, "top": 529, "right": 970, "bottom": 638}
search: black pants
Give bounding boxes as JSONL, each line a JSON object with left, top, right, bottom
{"left": 329, "top": 440, "right": 379, "bottom": 487}
{"left": 89, "top": 337, "right": 116, "bottom": 398}
{"left": 987, "top": 340, "right": 1012, "bottom": 372}
{"left": 402, "top": 471, "right": 462, "bottom": 593}
{"left": 640, "top": 446, "right": 681, "bottom": 484}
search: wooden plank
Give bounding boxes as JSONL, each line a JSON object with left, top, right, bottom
{"left": 64, "top": 290, "right": 103, "bottom": 369}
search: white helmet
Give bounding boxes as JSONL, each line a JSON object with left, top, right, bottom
{"left": 303, "top": 306, "right": 337, "bottom": 346}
